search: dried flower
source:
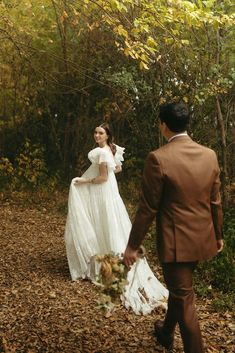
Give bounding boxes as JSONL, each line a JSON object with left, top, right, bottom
{"left": 94, "top": 246, "right": 146, "bottom": 315}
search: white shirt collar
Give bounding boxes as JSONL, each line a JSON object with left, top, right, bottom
{"left": 168, "top": 132, "right": 188, "bottom": 143}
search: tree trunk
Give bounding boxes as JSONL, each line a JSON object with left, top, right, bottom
{"left": 51, "top": 0, "right": 72, "bottom": 180}
{"left": 216, "top": 96, "right": 229, "bottom": 207}
{"left": 215, "top": 26, "right": 229, "bottom": 207}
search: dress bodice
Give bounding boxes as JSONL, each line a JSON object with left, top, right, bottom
{"left": 88, "top": 145, "right": 125, "bottom": 172}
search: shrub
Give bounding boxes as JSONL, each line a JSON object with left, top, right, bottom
{"left": 195, "top": 208, "right": 235, "bottom": 294}
{"left": 15, "top": 139, "right": 48, "bottom": 189}
{"left": 0, "top": 157, "right": 15, "bottom": 190}
{"left": 0, "top": 139, "right": 49, "bottom": 191}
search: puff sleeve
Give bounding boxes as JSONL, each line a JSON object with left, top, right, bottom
{"left": 88, "top": 147, "right": 116, "bottom": 170}
{"left": 114, "top": 145, "right": 125, "bottom": 166}
{"left": 98, "top": 149, "right": 109, "bottom": 165}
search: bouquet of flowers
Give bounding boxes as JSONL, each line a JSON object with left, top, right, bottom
{"left": 94, "top": 246, "right": 145, "bottom": 315}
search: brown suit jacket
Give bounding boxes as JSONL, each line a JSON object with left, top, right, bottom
{"left": 128, "top": 135, "right": 223, "bottom": 263}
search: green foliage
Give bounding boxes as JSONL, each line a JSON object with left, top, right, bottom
{"left": 102, "top": 67, "right": 152, "bottom": 98}
{"left": 195, "top": 208, "right": 235, "bottom": 296}
{"left": 212, "top": 292, "right": 235, "bottom": 312}
{"left": 0, "top": 157, "right": 15, "bottom": 190}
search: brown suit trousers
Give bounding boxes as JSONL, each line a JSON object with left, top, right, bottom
{"left": 162, "top": 262, "right": 203, "bottom": 353}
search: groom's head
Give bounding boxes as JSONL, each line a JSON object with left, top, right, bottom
{"left": 159, "top": 102, "right": 190, "bottom": 136}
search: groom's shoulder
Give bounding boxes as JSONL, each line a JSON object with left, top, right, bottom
{"left": 192, "top": 140, "right": 217, "bottom": 157}
{"left": 149, "top": 139, "right": 217, "bottom": 159}
{"left": 151, "top": 142, "right": 173, "bottom": 156}
{"left": 146, "top": 144, "right": 171, "bottom": 164}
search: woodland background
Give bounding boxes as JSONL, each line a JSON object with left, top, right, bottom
{"left": 0, "top": 1, "right": 234, "bottom": 352}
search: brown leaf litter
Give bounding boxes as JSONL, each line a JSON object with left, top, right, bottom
{"left": 0, "top": 195, "right": 234, "bottom": 352}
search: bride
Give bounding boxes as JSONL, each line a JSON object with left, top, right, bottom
{"left": 64, "top": 123, "right": 168, "bottom": 315}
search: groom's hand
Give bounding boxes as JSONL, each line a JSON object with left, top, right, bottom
{"left": 217, "top": 239, "right": 224, "bottom": 253}
{"left": 123, "top": 245, "right": 139, "bottom": 267}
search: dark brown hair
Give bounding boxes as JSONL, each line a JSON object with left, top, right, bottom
{"left": 159, "top": 102, "right": 190, "bottom": 133}
{"left": 99, "top": 123, "right": 116, "bottom": 155}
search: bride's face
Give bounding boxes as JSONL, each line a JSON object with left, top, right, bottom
{"left": 94, "top": 127, "right": 108, "bottom": 145}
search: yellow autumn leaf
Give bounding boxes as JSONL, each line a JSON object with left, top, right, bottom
{"left": 140, "top": 53, "right": 148, "bottom": 62}
{"left": 147, "top": 36, "right": 157, "bottom": 48}
{"left": 140, "top": 61, "right": 149, "bottom": 70}
{"left": 159, "top": 97, "right": 166, "bottom": 104}
{"left": 63, "top": 10, "right": 68, "bottom": 18}
{"left": 181, "top": 39, "right": 190, "bottom": 45}
{"left": 124, "top": 47, "right": 130, "bottom": 56}
{"left": 115, "top": 25, "right": 128, "bottom": 39}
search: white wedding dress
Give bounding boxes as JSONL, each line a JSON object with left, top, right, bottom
{"left": 64, "top": 145, "right": 168, "bottom": 315}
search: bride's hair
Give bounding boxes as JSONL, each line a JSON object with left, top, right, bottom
{"left": 99, "top": 123, "right": 117, "bottom": 156}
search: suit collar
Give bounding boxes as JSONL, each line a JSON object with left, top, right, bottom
{"left": 168, "top": 132, "right": 188, "bottom": 143}
{"left": 168, "top": 134, "right": 191, "bottom": 143}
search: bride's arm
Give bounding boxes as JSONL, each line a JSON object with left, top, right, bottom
{"left": 74, "top": 162, "right": 108, "bottom": 185}
{"left": 91, "top": 162, "right": 108, "bottom": 184}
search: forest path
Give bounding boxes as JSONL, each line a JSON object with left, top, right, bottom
{"left": 0, "top": 198, "right": 233, "bottom": 353}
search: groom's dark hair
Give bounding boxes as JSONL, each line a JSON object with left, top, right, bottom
{"left": 159, "top": 102, "right": 190, "bottom": 133}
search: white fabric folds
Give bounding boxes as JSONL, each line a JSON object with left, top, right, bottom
{"left": 64, "top": 145, "right": 168, "bottom": 314}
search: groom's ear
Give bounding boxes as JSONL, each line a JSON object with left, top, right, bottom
{"left": 160, "top": 121, "right": 166, "bottom": 134}
{"left": 160, "top": 122, "right": 171, "bottom": 140}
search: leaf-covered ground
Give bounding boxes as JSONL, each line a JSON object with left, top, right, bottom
{"left": 0, "top": 194, "right": 234, "bottom": 353}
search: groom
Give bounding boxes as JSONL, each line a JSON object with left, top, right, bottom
{"left": 123, "top": 102, "right": 223, "bottom": 353}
